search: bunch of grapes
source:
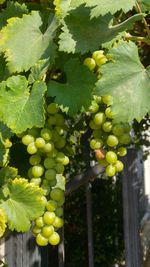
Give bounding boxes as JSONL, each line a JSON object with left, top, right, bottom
{"left": 83, "top": 49, "right": 108, "bottom": 71}
{"left": 88, "top": 95, "right": 131, "bottom": 177}
{"left": 21, "top": 103, "right": 69, "bottom": 246}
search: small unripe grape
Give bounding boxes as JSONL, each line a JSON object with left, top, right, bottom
{"left": 93, "top": 95, "right": 102, "bottom": 103}
{"left": 98, "top": 159, "right": 108, "bottom": 167}
{"left": 57, "top": 196, "right": 65, "bottom": 206}
{"left": 54, "top": 114, "right": 65, "bottom": 126}
{"left": 83, "top": 57, "right": 96, "bottom": 70}
{"left": 107, "top": 135, "right": 118, "bottom": 147}
{"left": 27, "top": 142, "right": 37, "bottom": 154}
{"left": 92, "top": 50, "right": 104, "bottom": 66}
{"left": 36, "top": 233, "right": 48, "bottom": 246}
{"left": 55, "top": 207, "right": 64, "bottom": 217}
{"left": 32, "top": 165, "right": 44, "bottom": 177}
{"left": 117, "top": 147, "right": 127, "bottom": 157}
{"left": 114, "top": 160, "right": 124, "bottom": 172}
{"left": 46, "top": 200, "right": 57, "bottom": 212}
{"left": 41, "top": 128, "right": 52, "bottom": 141}
{"left": 47, "top": 103, "right": 59, "bottom": 114}
{"left": 112, "top": 125, "right": 124, "bottom": 136}
{"left": 49, "top": 232, "right": 60, "bottom": 245}
{"left": 102, "top": 95, "right": 113, "bottom": 106}
{"left": 42, "top": 184, "right": 50, "bottom": 196}
{"left": 48, "top": 116, "right": 56, "bottom": 126}
{"left": 45, "top": 169, "right": 56, "bottom": 181}
{"left": 93, "top": 129, "right": 102, "bottom": 139}
{"left": 90, "top": 139, "right": 103, "bottom": 150}
{"left": 102, "top": 121, "right": 112, "bottom": 132}
{"left": 55, "top": 138, "right": 66, "bottom": 149}
{"left": 43, "top": 211, "right": 56, "bottom": 225}
{"left": 35, "top": 137, "right": 45, "bottom": 148}
{"left": 105, "top": 107, "right": 113, "bottom": 119}
{"left": 44, "top": 158, "right": 56, "bottom": 169}
{"left": 42, "top": 225, "right": 54, "bottom": 238}
{"left": 105, "top": 165, "right": 116, "bottom": 177}
{"left": 50, "top": 188, "right": 64, "bottom": 202}
{"left": 94, "top": 112, "right": 106, "bottom": 126}
{"left": 35, "top": 217, "right": 44, "bottom": 228}
{"left": 106, "top": 151, "right": 117, "bottom": 164}
{"left": 53, "top": 217, "right": 64, "bottom": 228}
{"left": 22, "top": 134, "right": 34, "bottom": 146}
{"left": 32, "top": 226, "right": 41, "bottom": 235}
{"left": 119, "top": 134, "right": 131, "bottom": 145}
{"left": 29, "top": 154, "right": 41, "bottom": 165}
{"left": 55, "top": 126, "right": 64, "bottom": 135}
{"left": 88, "top": 101, "right": 99, "bottom": 113}
{"left": 28, "top": 128, "right": 39, "bottom": 137}
{"left": 89, "top": 120, "right": 101, "bottom": 130}
{"left": 49, "top": 178, "right": 57, "bottom": 187}
{"left": 55, "top": 163, "right": 64, "bottom": 173}
{"left": 43, "top": 142, "right": 54, "bottom": 153}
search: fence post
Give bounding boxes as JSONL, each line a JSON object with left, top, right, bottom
{"left": 122, "top": 148, "right": 142, "bottom": 267}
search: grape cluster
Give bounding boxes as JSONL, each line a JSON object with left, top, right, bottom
{"left": 21, "top": 103, "right": 69, "bottom": 246}
{"left": 88, "top": 95, "right": 131, "bottom": 177}
{"left": 83, "top": 50, "right": 107, "bottom": 70}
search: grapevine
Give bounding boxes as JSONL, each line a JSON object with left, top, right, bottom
{"left": 0, "top": 0, "right": 149, "bottom": 255}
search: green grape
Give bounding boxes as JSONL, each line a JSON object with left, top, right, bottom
{"left": 94, "top": 112, "right": 106, "bottom": 126}
{"left": 83, "top": 57, "right": 96, "bottom": 70}
{"left": 117, "top": 147, "right": 127, "bottom": 157}
{"left": 55, "top": 163, "right": 64, "bottom": 174}
{"left": 119, "top": 133, "right": 131, "bottom": 145}
{"left": 105, "top": 151, "right": 117, "bottom": 164}
{"left": 42, "top": 225, "right": 54, "bottom": 238}
{"left": 93, "top": 95, "right": 102, "bottom": 104}
{"left": 114, "top": 160, "right": 124, "bottom": 172}
{"left": 28, "top": 128, "right": 39, "bottom": 137}
{"left": 53, "top": 217, "right": 64, "bottom": 228}
{"left": 49, "top": 231, "right": 60, "bottom": 245}
{"left": 22, "top": 134, "right": 34, "bottom": 146}
{"left": 102, "top": 121, "right": 112, "bottom": 132}
{"left": 105, "top": 165, "right": 116, "bottom": 177}
{"left": 51, "top": 130, "right": 61, "bottom": 142}
{"left": 32, "top": 165, "right": 44, "bottom": 178}
{"left": 56, "top": 153, "right": 69, "bottom": 165}
{"left": 57, "top": 196, "right": 65, "bottom": 206}
{"left": 55, "top": 126, "right": 64, "bottom": 135}
{"left": 93, "top": 129, "right": 103, "bottom": 139}
{"left": 50, "top": 188, "right": 64, "bottom": 202}
{"left": 36, "top": 233, "right": 48, "bottom": 246}
{"left": 41, "top": 184, "right": 50, "bottom": 196}
{"left": 40, "top": 196, "right": 47, "bottom": 206}
{"left": 27, "top": 142, "right": 38, "bottom": 154}
{"left": 92, "top": 50, "right": 106, "bottom": 66}
{"left": 54, "top": 114, "right": 65, "bottom": 126}
{"left": 102, "top": 95, "right": 113, "bottom": 106}
{"left": 55, "top": 207, "right": 63, "bottom": 217}
{"left": 44, "top": 158, "right": 56, "bottom": 169}
{"left": 98, "top": 57, "right": 107, "bottom": 65}
{"left": 48, "top": 116, "right": 56, "bottom": 126}
{"left": 32, "top": 226, "right": 41, "bottom": 235}
{"left": 41, "top": 128, "right": 52, "bottom": 141}
{"left": 29, "top": 154, "right": 41, "bottom": 165}
{"left": 35, "top": 217, "right": 44, "bottom": 228}
{"left": 30, "top": 178, "right": 41, "bottom": 186}
{"left": 107, "top": 135, "right": 118, "bottom": 147}
{"left": 47, "top": 103, "right": 59, "bottom": 114}
{"left": 43, "top": 142, "right": 54, "bottom": 153}
{"left": 35, "top": 137, "right": 45, "bottom": 148}
{"left": 49, "top": 178, "right": 57, "bottom": 187}
{"left": 47, "top": 148, "right": 58, "bottom": 158}
{"left": 90, "top": 139, "right": 103, "bottom": 150}
{"left": 88, "top": 101, "right": 99, "bottom": 113}
{"left": 43, "top": 211, "right": 56, "bottom": 225}
{"left": 105, "top": 107, "right": 113, "bottom": 119}
{"left": 46, "top": 200, "right": 57, "bottom": 212}
{"left": 55, "top": 137, "right": 66, "bottom": 149}
{"left": 45, "top": 169, "right": 56, "bottom": 180}
{"left": 89, "top": 120, "right": 101, "bottom": 130}
{"left": 98, "top": 159, "right": 108, "bottom": 167}
{"left": 112, "top": 124, "right": 124, "bottom": 136}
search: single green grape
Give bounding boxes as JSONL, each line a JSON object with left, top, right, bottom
{"left": 53, "top": 217, "right": 64, "bottom": 228}
{"left": 47, "top": 103, "right": 59, "bottom": 114}
{"left": 42, "top": 225, "right": 54, "bottom": 238}
{"left": 119, "top": 134, "right": 131, "bottom": 145}
{"left": 112, "top": 124, "right": 124, "bottom": 136}
{"left": 94, "top": 112, "right": 106, "bottom": 126}
{"left": 46, "top": 200, "right": 58, "bottom": 212}
{"left": 32, "top": 226, "right": 41, "bottom": 235}
{"left": 29, "top": 154, "right": 41, "bottom": 165}
{"left": 107, "top": 135, "right": 118, "bottom": 147}
{"left": 43, "top": 142, "right": 54, "bottom": 153}
{"left": 55, "top": 138, "right": 66, "bottom": 149}
{"left": 27, "top": 142, "right": 38, "bottom": 154}
{"left": 105, "top": 107, "right": 113, "bottom": 119}
{"left": 43, "top": 211, "right": 56, "bottom": 225}
{"left": 83, "top": 57, "right": 96, "bottom": 70}
{"left": 35, "top": 217, "right": 44, "bottom": 228}
{"left": 102, "top": 95, "right": 113, "bottom": 106}
{"left": 54, "top": 114, "right": 65, "bottom": 126}
{"left": 114, "top": 160, "right": 124, "bottom": 172}
{"left": 44, "top": 158, "right": 56, "bottom": 169}
{"left": 55, "top": 163, "right": 65, "bottom": 174}
{"left": 50, "top": 188, "right": 64, "bottom": 202}
{"left": 55, "top": 207, "right": 63, "bottom": 217}
{"left": 88, "top": 101, "right": 99, "bottom": 113}
{"left": 49, "top": 178, "right": 57, "bottom": 187}
{"left": 105, "top": 151, "right": 117, "bottom": 164}
{"left": 35, "top": 137, "right": 45, "bottom": 148}
{"left": 32, "top": 165, "right": 44, "bottom": 178}
{"left": 41, "top": 128, "right": 52, "bottom": 141}
{"left": 45, "top": 169, "right": 56, "bottom": 181}
{"left": 102, "top": 121, "right": 112, "bottom": 132}
{"left": 22, "top": 134, "right": 34, "bottom": 146}
{"left": 105, "top": 165, "right": 116, "bottom": 177}
{"left": 36, "top": 233, "right": 48, "bottom": 246}
{"left": 49, "top": 231, "right": 60, "bottom": 245}
{"left": 89, "top": 120, "right": 101, "bottom": 130}
{"left": 48, "top": 116, "right": 56, "bottom": 126}
{"left": 90, "top": 139, "right": 103, "bottom": 150}
{"left": 117, "top": 147, "right": 127, "bottom": 157}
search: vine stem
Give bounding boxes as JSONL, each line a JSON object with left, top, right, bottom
{"left": 125, "top": 33, "right": 150, "bottom": 45}
{"left": 135, "top": 0, "right": 150, "bottom": 38}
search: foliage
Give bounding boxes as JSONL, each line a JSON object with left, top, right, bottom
{"left": 0, "top": 0, "right": 149, "bottom": 265}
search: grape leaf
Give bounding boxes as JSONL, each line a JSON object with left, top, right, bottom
{"left": 84, "top": 0, "right": 135, "bottom": 18}
{"left": 0, "top": 166, "right": 18, "bottom": 186}
{"left": 59, "top": 5, "right": 143, "bottom": 54}
{"left": 47, "top": 58, "right": 96, "bottom": 115}
{"left": 0, "top": 11, "right": 57, "bottom": 72}
{"left": 0, "top": 1, "right": 28, "bottom": 29}
{"left": 96, "top": 41, "right": 150, "bottom": 122}
{"left": 139, "top": 0, "right": 150, "bottom": 12}
{"left": 0, "top": 123, "right": 12, "bottom": 166}
{"left": 0, "top": 75, "right": 46, "bottom": 133}
{"left": 0, "top": 178, "right": 45, "bottom": 232}
{"left": 28, "top": 59, "right": 50, "bottom": 84}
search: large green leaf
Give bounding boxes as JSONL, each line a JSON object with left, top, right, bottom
{"left": 59, "top": 5, "right": 143, "bottom": 54}
{"left": 0, "top": 178, "right": 45, "bottom": 232}
{"left": 0, "top": 11, "right": 57, "bottom": 72}
{"left": 47, "top": 59, "right": 96, "bottom": 115}
{"left": 84, "top": 0, "right": 135, "bottom": 18}
{"left": 0, "top": 76, "right": 46, "bottom": 133}
{"left": 0, "top": 1, "right": 28, "bottom": 30}
{"left": 96, "top": 41, "right": 150, "bottom": 122}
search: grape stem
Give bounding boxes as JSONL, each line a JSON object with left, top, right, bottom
{"left": 65, "top": 164, "right": 104, "bottom": 196}
{"left": 135, "top": 0, "right": 150, "bottom": 38}
{"left": 125, "top": 33, "right": 150, "bottom": 45}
